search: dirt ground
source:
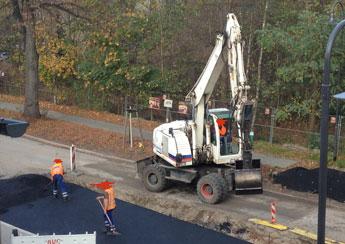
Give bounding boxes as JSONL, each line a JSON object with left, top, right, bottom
{"left": 273, "top": 167, "right": 345, "bottom": 203}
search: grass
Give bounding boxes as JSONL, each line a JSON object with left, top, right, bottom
{"left": 305, "top": 153, "right": 320, "bottom": 161}
{"left": 336, "top": 158, "right": 345, "bottom": 168}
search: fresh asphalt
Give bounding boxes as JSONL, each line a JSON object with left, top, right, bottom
{"left": 0, "top": 101, "right": 298, "bottom": 168}
{"left": 0, "top": 177, "right": 249, "bottom": 244}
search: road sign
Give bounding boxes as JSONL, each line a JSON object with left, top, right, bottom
{"left": 164, "top": 99, "right": 173, "bottom": 108}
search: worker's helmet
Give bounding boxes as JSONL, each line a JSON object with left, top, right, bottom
{"left": 54, "top": 159, "right": 63, "bottom": 164}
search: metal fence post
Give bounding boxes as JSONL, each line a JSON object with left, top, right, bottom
{"left": 334, "top": 108, "right": 339, "bottom": 161}
{"left": 337, "top": 115, "right": 343, "bottom": 154}
{"left": 269, "top": 108, "right": 275, "bottom": 144}
{"left": 165, "top": 94, "right": 170, "bottom": 122}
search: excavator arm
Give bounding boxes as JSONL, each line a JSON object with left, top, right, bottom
{"left": 185, "top": 13, "right": 252, "bottom": 160}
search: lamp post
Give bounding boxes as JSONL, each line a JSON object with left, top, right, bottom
{"left": 319, "top": 18, "right": 345, "bottom": 244}
{"left": 329, "top": 1, "right": 344, "bottom": 161}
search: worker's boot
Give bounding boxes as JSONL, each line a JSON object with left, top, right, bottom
{"left": 103, "top": 223, "right": 110, "bottom": 233}
{"left": 63, "top": 196, "right": 71, "bottom": 202}
{"left": 107, "top": 225, "right": 119, "bottom": 236}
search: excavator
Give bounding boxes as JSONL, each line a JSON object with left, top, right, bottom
{"left": 136, "top": 13, "right": 262, "bottom": 204}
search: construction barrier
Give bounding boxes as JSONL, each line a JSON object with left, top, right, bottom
{"left": 70, "top": 144, "right": 76, "bottom": 171}
{"left": 271, "top": 202, "right": 276, "bottom": 224}
{"left": 11, "top": 232, "right": 96, "bottom": 244}
{"left": 0, "top": 221, "right": 34, "bottom": 244}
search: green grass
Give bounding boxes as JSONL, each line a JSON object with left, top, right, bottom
{"left": 336, "top": 158, "right": 345, "bottom": 168}
{"left": 305, "top": 153, "right": 320, "bottom": 161}
{"left": 254, "top": 139, "right": 345, "bottom": 169}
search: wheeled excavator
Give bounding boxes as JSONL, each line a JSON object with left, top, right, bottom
{"left": 136, "top": 13, "right": 262, "bottom": 204}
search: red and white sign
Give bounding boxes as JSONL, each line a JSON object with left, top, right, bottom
{"left": 70, "top": 144, "right": 76, "bottom": 171}
{"left": 265, "top": 108, "right": 270, "bottom": 115}
{"left": 271, "top": 202, "right": 276, "bottom": 224}
{"left": 330, "top": 116, "right": 336, "bottom": 124}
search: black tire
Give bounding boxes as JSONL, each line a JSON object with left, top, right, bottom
{"left": 142, "top": 164, "right": 167, "bottom": 192}
{"left": 197, "top": 173, "right": 224, "bottom": 204}
{"left": 219, "top": 175, "right": 228, "bottom": 200}
{"left": 224, "top": 172, "right": 234, "bottom": 192}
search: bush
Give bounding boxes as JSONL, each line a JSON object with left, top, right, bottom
{"left": 308, "top": 133, "right": 334, "bottom": 151}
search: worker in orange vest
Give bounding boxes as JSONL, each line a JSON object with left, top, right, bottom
{"left": 96, "top": 182, "right": 118, "bottom": 236}
{"left": 51, "top": 159, "right": 70, "bottom": 202}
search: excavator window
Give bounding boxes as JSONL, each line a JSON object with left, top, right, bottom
{"left": 217, "top": 118, "right": 232, "bottom": 156}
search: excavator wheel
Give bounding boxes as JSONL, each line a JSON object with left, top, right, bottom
{"left": 197, "top": 173, "right": 224, "bottom": 204}
{"left": 219, "top": 175, "right": 229, "bottom": 200}
{"left": 142, "top": 164, "right": 168, "bottom": 192}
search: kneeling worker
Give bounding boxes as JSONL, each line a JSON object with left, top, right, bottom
{"left": 51, "top": 158, "right": 70, "bottom": 202}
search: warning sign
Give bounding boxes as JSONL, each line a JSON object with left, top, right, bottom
{"left": 178, "top": 101, "right": 188, "bottom": 114}
{"left": 149, "top": 97, "right": 160, "bottom": 110}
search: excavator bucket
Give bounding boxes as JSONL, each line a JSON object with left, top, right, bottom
{"left": 234, "top": 159, "right": 263, "bottom": 192}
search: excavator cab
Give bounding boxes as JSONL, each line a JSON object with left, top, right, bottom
{"left": 208, "top": 108, "right": 238, "bottom": 156}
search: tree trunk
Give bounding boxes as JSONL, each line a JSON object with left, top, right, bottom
{"left": 24, "top": 17, "right": 40, "bottom": 118}
{"left": 251, "top": 0, "right": 268, "bottom": 131}
{"left": 11, "top": 0, "right": 26, "bottom": 52}
{"left": 246, "top": 12, "right": 253, "bottom": 77}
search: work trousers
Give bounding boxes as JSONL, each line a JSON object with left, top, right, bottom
{"left": 103, "top": 209, "right": 116, "bottom": 231}
{"left": 53, "top": 174, "right": 68, "bottom": 198}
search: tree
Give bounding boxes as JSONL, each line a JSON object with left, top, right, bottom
{"left": 6, "top": 0, "right": 85, "bottom": 118}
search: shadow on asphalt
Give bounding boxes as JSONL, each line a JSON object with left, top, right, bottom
{"left": 0, "top": 174, "right": 250, "bottom": 244}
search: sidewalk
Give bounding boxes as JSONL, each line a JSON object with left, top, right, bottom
{"left": 0, "top": 101, "right": 298, "bottom": 168}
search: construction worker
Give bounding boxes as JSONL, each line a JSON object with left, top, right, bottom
{"left": 96, "top": 182, "right": 118, "bottom": 236}
{"left": 51, "top": 158, "right": 70, "bottom": 202}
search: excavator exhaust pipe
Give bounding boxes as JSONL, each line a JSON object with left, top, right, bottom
{"left": 234, "top": 159, "right": 263, "bottom": 192}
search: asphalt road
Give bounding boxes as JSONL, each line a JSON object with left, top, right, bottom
{"left": 0, "top": 176, "right": 249, "bottom": 244}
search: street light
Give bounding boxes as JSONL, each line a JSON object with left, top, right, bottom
{"left": 328, "top": 1, "right": 344, "bottom": 161}
{"left": 329, "top": 1, "right": 344, "bottom": 25}
{"left": 319, "top": 17, "right": 345, "bottom": 244}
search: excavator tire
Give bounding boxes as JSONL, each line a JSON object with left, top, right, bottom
{"left": 219, "top": 175, "right": 229, "bottom": 200}
{"left": 142, "top": 164, "right": 168, "bottom": 192}
{"left": 197, "top": 173, "right": 224, "bottom": 204}
{"left": 224, "top": 172, "right": 234, "bottom": 192}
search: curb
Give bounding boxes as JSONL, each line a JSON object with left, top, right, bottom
{"left": 249, "top": 218, "right": 344, "bottom": 244}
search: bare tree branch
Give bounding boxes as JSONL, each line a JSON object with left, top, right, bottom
{"left": 39, "top": 2, "right": 89, "bottom": 21}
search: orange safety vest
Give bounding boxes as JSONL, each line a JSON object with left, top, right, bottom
{"left": 105, "top": 187, "right": 116, "bottom": 210}
{"left": 51, "top": 163, "right": 64, "bottom": 180}
{"left": 219, "top": 125, "right": 226, "bottom": 136}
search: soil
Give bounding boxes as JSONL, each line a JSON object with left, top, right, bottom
{"left": 0, "top": 108, "right": 153, "bottom": 160}
{"left": 273, "top": 167, "right": 345, "bottom": 203}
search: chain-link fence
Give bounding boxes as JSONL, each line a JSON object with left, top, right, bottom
{"left": 1, "top": 83, "right": 344, "bottom": 157}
